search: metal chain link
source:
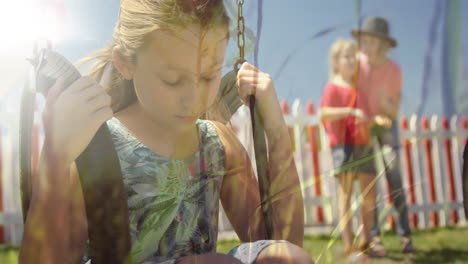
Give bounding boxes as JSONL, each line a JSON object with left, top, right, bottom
{"left": 235, "top": 0, "right": 245, "bottom": 71}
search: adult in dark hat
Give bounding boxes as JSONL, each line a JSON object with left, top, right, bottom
{"left": 352, "top": 16, "right": 417, "bottom": 257}
{"left": 352, "top": 16, "right": 397, "bottom": 48}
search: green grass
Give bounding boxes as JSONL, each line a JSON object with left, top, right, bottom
{"left": 0, "top": 245, "right": 18, "bottom": 264}
{"left": 2, "top": 227, "right": 468, "bottom": 263}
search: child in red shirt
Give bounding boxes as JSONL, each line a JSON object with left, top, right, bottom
{"left": 320, "top": 39, "right": 377, "bottom": 261}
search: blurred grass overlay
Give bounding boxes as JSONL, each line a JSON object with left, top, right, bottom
{"left": 217, "top": 226, "right": 468, "bottom": 264}
{"left": 1, "top": 226, "right": 468, "bottom": 263}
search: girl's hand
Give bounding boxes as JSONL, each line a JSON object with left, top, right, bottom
{"left": 235, "top": 63, "right": 305, "bottom": 244}
{"left": 373, "top": 115, "right": 392, "bottom": 128}
{"left": 236, "top": 61, "right": 287, "bottom": 131}
{"left": 42, "top": 76, "right": 113, "bottom": 165}
{"left": 236, "top": 62, "right": 277, "bottom": 110}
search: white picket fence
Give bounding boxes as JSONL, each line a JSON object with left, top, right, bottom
{"left": 219, "top": 100, "right": 468, "bottom": 236}
{"left": 1, "top": 99, "right": 467, "bottom": 245}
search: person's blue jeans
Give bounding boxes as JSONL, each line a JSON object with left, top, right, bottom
{"left": 370, "top": 123, "right": 412, "bottom": 238}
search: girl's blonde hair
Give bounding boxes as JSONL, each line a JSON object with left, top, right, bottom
{"left": 79, "top": 0, "right": 230, "bottom": 113}
{"left": 328, "top": 39, "right": 357, "bottom": 80}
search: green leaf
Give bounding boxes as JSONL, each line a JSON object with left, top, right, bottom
{"left": 130, "top": 199, "right": 180, "bottom": 262}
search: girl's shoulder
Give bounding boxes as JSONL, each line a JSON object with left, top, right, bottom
{"left": 323, "top": 81, "right": 352, "bottom": 94}
{"left": 106, "top": 117, "right": 126, "bottom": 136}
{"left": 107, "top": 117, "right": 222, "bottom": 143}
{"left": 323, "top": 81, "right": 337, "bottom": 89}
{"left": 106, "top": 117, "right": 225, "bottom": 159}
{"left": 197, "top": 119, "right": 241, "bottom": 160}
{"left": 105, "top": 118, "right": 144, "bottom": 162}
{"left": 196, "top": 119, "right": 222, "bottom": 143}
{"left": 106, "top": 117, "right": 135, "bottom": 145}
{"left": 206, "top": 120, "right": 248, "bottom": 163}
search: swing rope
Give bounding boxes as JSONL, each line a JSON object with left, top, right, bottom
{"left": 235, "top": 0, "right": 273, "bottom": 239}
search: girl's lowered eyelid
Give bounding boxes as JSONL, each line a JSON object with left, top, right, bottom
{"left": 157, "top": 64, "right": 221, "bottom": 82}
{"left": 203, "top": 76, "right": 216, "bottom": 82}
{"left": 160, "top": 74, "right": 215, "bottom": 84}
{"left": 162, "top": 79, "right": 181, "bottom": 86}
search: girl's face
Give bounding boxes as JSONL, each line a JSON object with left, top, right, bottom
{"left": 336, "top": 45, "right": 356, "bottom": 80}
{"left": 129, "top": 25, "right": 228, "bottom": 131}
{"left": 359, "top": 34, "right": 387, "bottom": 61}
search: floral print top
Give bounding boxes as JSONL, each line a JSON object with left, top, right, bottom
{"left": 84, "top": 118, "right": 226, "bottom": 264}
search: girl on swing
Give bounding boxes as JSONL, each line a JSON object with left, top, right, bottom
{"left": 19, "top": 0, "right": 312, "bottom": 263}
{"left": 320, "top": 39, "right": 382, "bottom": 262}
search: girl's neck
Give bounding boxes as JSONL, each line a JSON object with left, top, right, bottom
{"left": 332, "top": 75, "right": 354, "bottom": 88}
{"left": 115, "top": 103, "right": 199, "bottom": 160}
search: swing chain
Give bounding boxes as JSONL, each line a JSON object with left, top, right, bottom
{"left": 235, "top": 0, "right": 245, "bottom": 71}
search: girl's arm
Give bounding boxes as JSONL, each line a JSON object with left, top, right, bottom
{"left": 258, "top": 100, "right": 305, "bottom": 246}
{"left": 215, "top": 121, "right": 267, "bottom": 242}
{"left": 223, "top": 62, "right": 305, "bottom": 246}
{"left": 320, "top": 107, "right": 353, "bottom": 121}
{"left": 19, "top": 152, "right": 88, "bottom": 264}
{"left": 246, "top": 77, "right": 305, "bottom": 246}
{"left": 18, "top": 146, "right": 71, "bottom": 263}
{"left": 320, "top": 107, "right": 367, "bottom": 122}
{"left": 318, "top": 82, "right": 367, "bottom": 122}
{"left": 19, "top": 77, "right": 111, "bottom": 263}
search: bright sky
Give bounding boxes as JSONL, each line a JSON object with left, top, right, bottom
{"left": 1, "top": 0, "right": 467, "bottom": 117}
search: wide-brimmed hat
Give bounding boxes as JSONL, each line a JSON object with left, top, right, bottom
{"left": 351, "top": 16, "right": 397, "bottom": 47}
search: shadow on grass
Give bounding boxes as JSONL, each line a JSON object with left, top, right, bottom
{"left": 410, "top": 248, "right": 468, "bottom": 264}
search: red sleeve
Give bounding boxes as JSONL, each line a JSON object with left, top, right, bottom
{"left": 320, "top": 83, "right": 340, "bottom": 108}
